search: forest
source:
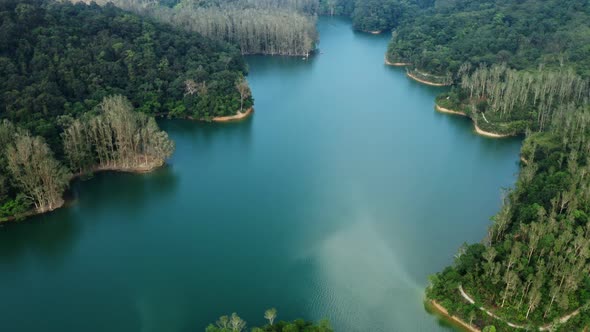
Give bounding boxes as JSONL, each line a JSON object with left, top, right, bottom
{"left": 427, "top": 104, "right": 590, "bottom": 330}
{"left": 386, "top": 0, "right": 590, "bottom": 80}
{"left": 84, "top": 0, "right": 437, "bottom": 48}
{"left": 0, "top": 95, "right": 174, "bottom": 220}
{"left": 436, "top": 64, "right": 589, "bottom": 136}
{"left": 78, "top": 0, "right": 319, "bottom": 56}
{"left": 317, "top": 0, "right": 434, "bottom": 33}
{"left": 0, "top": 0, "right": 253, "bottom": 219}
{"left": 419, "top": 1, "right": 590, "bottom": 331}
{"left": 204, "top": 310, "right": 333, "bottom": 332}
{"left": 3, "top": 0, "right": 590, "bottom": 330}
{"left": 1, "top": 0, "right": 252, "bottom": 138}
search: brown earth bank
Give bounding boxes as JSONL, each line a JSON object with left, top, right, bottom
{"left": 0, "top": 160, "right": 164, "bottom": 225}
{"left": 384, "top": 56, "right": 411, "bottom": 66}
{"left": 407, "top": 71, "right": 451, "bottom": 87}
{"left": 435, "top": 104, "right": 467, "bottom": 117}
{"left": 473, "top": 123, "right": 513, "bottom": 138}
{"left": 427, "top": 300, "right": 481, "bottom": 332}
{"left": 157, "top": 107, "right": 254, "bottom": 123}
{"left": 212, "top": 107, "right": 254, "bottom": 122}
{"left": 435, "top": 104, "right": 514, "bottom": 138}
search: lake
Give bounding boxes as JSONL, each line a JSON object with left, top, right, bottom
{"left": 0, "top": 17, "right": 522, "bottom": 332}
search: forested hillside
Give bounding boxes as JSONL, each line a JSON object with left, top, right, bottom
{"left": 428, "top": 104, "right": 590, "bottom": 330}
{"left": 0, "top": 0, "right": 252, "bottom": 220}
{"left": 317, "top": 0, "right": 434, "bottom": 33}
{"left": 420, "top": 0, "right": 590, "bottom": 134}
{"left": 387, "top": 0, "right": 590, "bottom": 79}
{"left": 418, "top": 1, "right": 590, "bottom": 331}
{"left": 80, "top": 0, "right": 318, "bottom": 56}
{"left": 1, "top": 0, "right": 251, "bottom": 141}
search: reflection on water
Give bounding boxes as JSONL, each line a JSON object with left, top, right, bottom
{"left": 308, "top": 220, "right": 422, "bottom": 331}
{"left": 0, "top": 166, "right": 180, "bottom": 265}
{"left": 0, "top": 208, "right": 80, "bottom": 266}
{"left": 160, "top": 116, "right": 255, "bottom": 152}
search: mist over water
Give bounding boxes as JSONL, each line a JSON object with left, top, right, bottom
{"left": 0, "top": 17, "right": 521, "bottom": 332}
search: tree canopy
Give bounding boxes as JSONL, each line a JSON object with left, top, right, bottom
{"left": 419, "top": 2, "right": 590, "bottom": 331}
{"left": 79, "top": 0, "right": 318, "bottom": 56}
{"left": 205, "top": 311, "right": 333, "bottom": 332}
{"left": 386, "top": 0, "right": 590, "bottom": 78}
{"left": 0, "top": 0, "right": 252, "bottom": 147}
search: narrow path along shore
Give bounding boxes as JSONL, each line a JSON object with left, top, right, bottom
{"left": 212, "top": 107, "right": 253, "bottom": 122}
{"left": 435, "top": 104, "right": 514, "bottom": 138}
{"left": 458, "top": 285, "right": 582, "bottom": 331}
{"left": 384, "top": 56, "right": 411, "bottom": 66}
{"left": 459, "top": 286, "right": 527, "bottom": 329}
{"left": 406, "top": 71, "right": 451, "bottom": 87}
{"left": 435, "top": 104, "right": 467, "bottom": 117}
{"left": 473, "top": 123, "right": 512, "bottom": 138}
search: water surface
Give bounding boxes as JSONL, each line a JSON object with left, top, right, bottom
{"left": 0, "top": 17, "right": 521, "bottom": 332}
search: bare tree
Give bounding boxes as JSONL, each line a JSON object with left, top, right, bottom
{"left": 229, "top": 313, "right": 246, "bottom": 332}
{"left": 6, "top": 133, "right": 70, "bottom": 212}
{"left": 264, "top": 308, "right": 277, "bottom": 325}
{"left": 236, "top": 77, "right": 251, "bottom": 113}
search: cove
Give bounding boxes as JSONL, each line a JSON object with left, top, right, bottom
{"left": 0, "top": 17, "right": 522, "bottom": 332}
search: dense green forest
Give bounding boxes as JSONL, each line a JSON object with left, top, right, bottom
{"left": 79, "top": 0, "right": 318, "bottom": 56}
{"left": 0, "top": 0, "right": 253, "bottom": 219}
{"left": 418, "top": 1, "right": 590, "bottom": 331}
{"left": 204, "top": 310, "right": 333, "bottom": 332}
{"left": 428, "top": 105, "right": 590, "bottom": 330}
{"left": 1, "top": 0, "right": 252, "bottom": 139}
{"left": 386, "top": 0, "right": 590, "bottom": 80}
{"left": 317, "top": 0, "right": 434, "bottom": 33}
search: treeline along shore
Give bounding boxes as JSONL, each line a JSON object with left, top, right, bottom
{"left": 0, "top": 0, "right": 256, "bottom": 222}
{"left": 0, "top": 95, "right": 174, "bottom": 223}
{"left": 380, "top": 0, "right": 590, "bottom": 330}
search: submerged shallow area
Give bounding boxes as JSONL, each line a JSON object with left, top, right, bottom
{"left": 0, "top": 17, "right": 521, "bottom": 332}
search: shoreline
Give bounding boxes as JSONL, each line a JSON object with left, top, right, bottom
{"left": 427, "top": 300, "right": 480, "bottom": 332}
{"left": 7, "top": 107, "right": 255, "bottom": 223}
{"left": 435, "top": 104, "right": 467, "bottom": 117}
{"left": 0, "top": 162, "right": 164, "bottom": 225}
{"left": 212, "top": 107, "right": 254, "bottom": 122}
{"left": 473, "top": 122, "right": 513, "bottom": 138}
{"left": 157, "top": 107, "right": 254, "bottom": 123}
{"left": 458, "top": 285, "right": 583, "bottom": 331}
{"left": 435, "top": 104, "right": 514, "bottom": 138}
{"left": 407, "top": 71, "right": 451, "bottom": 87}
{"left": 384, "top": 56, "right": 411, "bottom": 66}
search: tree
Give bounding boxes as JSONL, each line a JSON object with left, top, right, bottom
{"left": 468, "top": 309, "right": 476, "bottom": 326}
{"left": 229, "top": 313, "right": 246, "bottom": 332}
{"left": 264, "top": 308, "right": 277, "bottom": 325}
{"left": 216, "top": 315, "right": 230, "bottom": 329}
{"left": 6, "top": 133, "right": 70, "bottom": 212}
{"left": 236, "top": 77, "right": 251, "bottom": 113}
{"left": 82, "top": 95, "right": 174, "bottom": 169}
{"left": 62, "top": 118, "right": 93, "bottom": 174}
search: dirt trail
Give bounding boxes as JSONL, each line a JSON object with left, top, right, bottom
{"left": 458, "top": 285, "right": 582, "bottom": 331}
